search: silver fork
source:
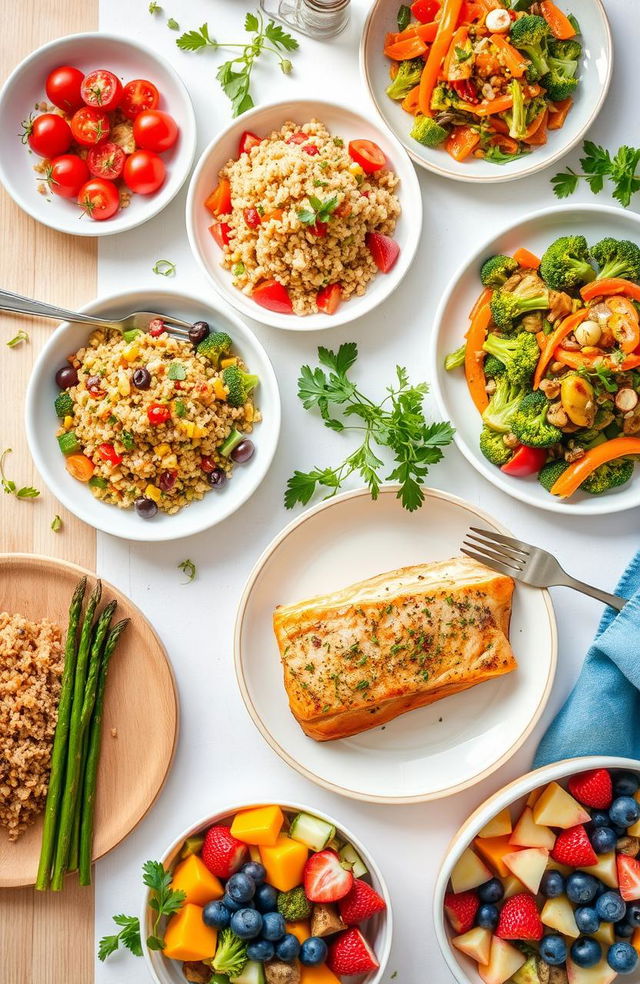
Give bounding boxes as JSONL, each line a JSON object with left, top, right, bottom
{"left": 462, "top": 526, "right": 628, "bottom": 611}
{"left": 0, "top": 287, "right": 193, "bottom": 339}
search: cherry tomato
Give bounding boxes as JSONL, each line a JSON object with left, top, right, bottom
{"left": 348, "top": 139, "right": 386, "bottom": 174}
{"left": 238, "top": 130, "right": 262, "bottom": 155}
{"left": 24, "top": 114, "right": 72, "bottom": 158}
{"left": 47, "top": 154, "right": 90, "bottom": 198}
{"left": 244, "top": 208, "right": 261, "bottom": 228}
{"left": 87, "top": 141, "right": 126, "bottom": 180}
{"left": 148, "top": 318, "right": 166, "bottom": 336}
{"left": 45, "top": 65, "right": 85, "bottom": 113}
{"left": 120, "top": 78, "right": 159, "bottom": 120}
{"left": 81, "top": 69, "right": 123, "bottom": 112}
{"left": 77, "top": 178, "right": 120, "bottom": 221}
{"left": 411, "top": 0, "right": 440, "bottom": 21}
{"left": 310, "top": 221, "right": 327, "bottom": 238}
{"left": 133, "top": 110, "right": 179, "bottom": 153}
{"left": 147, "top": 402, "right": 171, "bottom": 426}
{"left": 66, "top": 454, "right": 94, "bottom": 482}
{"left": 366, "top": 232, "right": 400, "bottom": 273}
{"left": 70, "top": 107, "right": 110, "bottom": 147}
{"left": 501, "top": 446, "right": 548, "bottom": 477}
{"left": 97, "top": 442, "right": 123, "bottom": 466}
{"left": 316, "top": 283, "right": 342, "bottom": 315}
{"left": 123, "top": 150, "right": 165, "bottom": 195}
{"left": 303, "top": 143, "right": 319, "bottom": 156}
{"left": 209, "top": 222, "right": 231, "bottom": 248}
{"left": 252, "top": 280, "right": 293, "bottom": 314}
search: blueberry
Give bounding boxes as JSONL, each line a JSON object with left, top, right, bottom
{"left": 476, "top": 904, "right": 499, "bottom": 931}
{"left": 608, "top": 941, "right": 639, "bottom": 974}
{"left": 246, "top": 939, "right": 275, "bottom": 962}
{"left": 300, "top": 937, "right": 329, "bottom": 967}
{"left": 616, "top": 920, "right": 636, "bottom": 939}
{"left": 189, "top": 320, "right": 210, "bottom": 346}
{"left": 571, "top": 937, "right": 602, "bottom": 969}
{"left": 262, "top": 911, "right": 286, "bottom": 941}
{"left": 255, "top": 883, "right": 278, "bottom": 913}
{"left": 596, "top": 891, "right": 627, "bottom": 924}
{"left": 610, "top": 797, "right": 640, "bottom": 829}
{"left": 203, "top": 900, "right": 230, "bottom": 929}
{"left": 230, "top": 908, "right": 263, "bottom": 940}
{"left": 539, "top": 935, "right": 568, "bottom": 967}
{"left": 478, "top": 878, "right": 504, "bottom": 904}
{"left": 626, "top": 902, "right": 640, "bottom": 928}
{"left": 222, "top": 892, "right": 246, "bottom": 913}
{"left": 227, "top": 872, "right": 256, "bottom": 904}
{"left": 242, "top": 861, "right": 266, "bottom": 885}
{"left": 540, "top": 870, "right": 565, "bottom": 899}
{"left": 614, "top": 773, "right": 640, "bottom": 798}
{"left": 575, "top": 907, "right": 600, "bottom": 935}
{"left": 591, "top": 827, "right": 618, "bottom": 855}
{"left": 275, "top": 933, "right": 301, "bottom": 962}
{"left": 567, "top": 872, "right": 600, "bottom": 905}
{"left": 591, "top": 811, "right": 612, "bottom": 829}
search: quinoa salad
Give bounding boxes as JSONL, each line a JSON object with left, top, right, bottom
{"left": 204, "top": 120, "right": 402, "bottom": 317}
{"left": 53, "top": 318, "right": 260, "bottom": 519}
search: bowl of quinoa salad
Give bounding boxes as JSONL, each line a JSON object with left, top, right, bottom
{"left": 26, "top": 289, "right": 280, "bottom": 542}
{"left": 186, "top": 99, "right": 422, "bottom": 330}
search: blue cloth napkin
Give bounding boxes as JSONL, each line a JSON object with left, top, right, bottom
{"left": 534, "top": 550, "right": 640, "bottom": 767}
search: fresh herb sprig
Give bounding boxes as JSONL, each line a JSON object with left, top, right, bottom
{"left": 176, "top": 11, "right": 299, "bottom": 117}
{"left": 297, "top": 195, "right": 339, "bottom": 227}
{"left": 285, "top": 344, "right": 455, "bottom": 512}
{"left": 0, "top": 448, "right": 39, "bottom": 499}
{"left": 178, "top": 559, "right": 196, "bottom": 583}
{"left": 552, "top": 141, "right": 640, "bottom": 208}
{"left": 98, "top": 860, "right": 185, "bottom": 961}
{"left": 7, "top": 329, "right": 29, "bottom": 347}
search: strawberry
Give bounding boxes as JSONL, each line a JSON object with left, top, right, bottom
{"left": 201, "top": 825, "right": 248, "bottom": 878}
{"left": 568, "top": 769, "right": 613, "bottom": 809}
{"left": 496, "top": 893, "right": 543, "bottom": 942}
{"left": 444, "top": 890, "right": 480, "bottom": 934}
{"left": 338, "top": 879, "right": 386, "bottom": 925}
{"left": 304, "top": 850, "right": 354, "bottom": 903}
{"left": 327, "top": 928, "right": 379, "bottom": 975}
{"left": 551, "top": 824, "right": 598, "bottom": 868}
{"left": 617, "top": 853, "right": 640, "bottom": 902}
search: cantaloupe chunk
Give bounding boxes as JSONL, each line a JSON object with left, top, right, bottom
{"left": 474, "top": 836, "right": 518, "bottom": 878}
{"left": 526, "top": 787, "right": 543, "bottom": 808}
{"left": 300, "top": 965, "right": 342, "bottom": 984}
{"left": 478, "top": 808, "right": 512, "bottom": 839}
{"left": 163, "top": 903, "right": 217, "bottom": 962}
{"left": 287, "top": 920, "right": 311, "bottom": 943}
{"left": 579, "top": 852, "right": 618, "bottom": 889}
{"left": 260, "top": 835, "right": 308, "bottom": 892}
{"left": 171, "top": 854, "right": 224, "bottom": 907}
{"left": 230, "top": 805, "right": 285, "bottom": 847}
{"left": 632, "top": 927, "right": 640, "bottom": 956}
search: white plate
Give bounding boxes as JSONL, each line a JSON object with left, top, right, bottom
{"left": 25, "top": 289, "right": 281, "bottom": 542}
{"left": 235, "top": 486, "right": 557, "bottom": 803}
{"left": 186, "top": 98, "right": 422, "bottom": 331}
{"left": 360, "top": 0, "right": 612, "bottom": 183}
{"left": 0, "top": 33, "right": 196, "bottom": 236}
{"left": 431, "top": 203, "right": 640, "bottom": 515}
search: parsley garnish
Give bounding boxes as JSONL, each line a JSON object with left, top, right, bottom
{"left": 51, "top": 515, "right": 62, "bottom": 532}
{"left": 397, "top": 4, "right": 411, "bottom": 30}
{"left": 121, "top": 430, "right": 135, "bottom": 451}
{"left": 552, "top": 141, "right": 640, "bottom": 208}
{"left": 149, "top": 0, "right": 161, "bottom": 11}
{"left": 168, "top": 362, "right": 186, "bottom": 380}
{"left": 297, "top": 194, "right": 338, "bottom": 226}
{"left": 174, "top": 399, "right": 187, "bottom": 418}
{"left": 98, "top": 860, "right": 185, "bottom": 961}
{"left": 455, "top": 45, "right": 472, "bottom": 62}
{"left": 152, "top": 259, "right": 176, "bottom": 277}
{"left": 167, "top": 17, "right": 180, "bottom": 30}
{"left": 232, "top": 261, "right": 246, "bottom": 276}
{"left": 7, "top": 329, "right": 29, "bottom": 348}
{"left": 0, "top": 448, "right": 39, "bottom": 499}
{"left": 178, "top": 559, "right": 196, "bottom": 583}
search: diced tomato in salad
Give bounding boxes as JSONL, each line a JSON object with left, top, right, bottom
{"left": 238, "top": 130, "right": 262, "bottom": 155}
{"left": 411, "top": 0, "right": 440, "bottom": 22}
{"left": 366, "top": 233, "right": 400, "bottom": 274}
{"left": 348, "top": 140, "right": 386, "bottom": 174}
{"left": 252, "top": 280, "right": 294, "bottom": 314}
{"left": 317, "top": 284, "right": 342, "bottom": 315}
{"left": 209, "top": 222, "right": 231, "bottom": 248}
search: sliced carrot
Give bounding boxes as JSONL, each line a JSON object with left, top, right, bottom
{"left": 540, "top": 0, "right": 576, "bottom": 40}
{"left": 550, "top": 438, "right": 640, "bottom": 499}
{"left": 262, "top": 209, "right": 283, "bottom": 223}
{"left": 444, "top": 26, "right": 471, "bottom": 80}
{"left": 455, "top": 93, "right": 514, "bottom": 116}
{"left": 418, "top": 0, "right": 464, "bottom": 116}
{"left": 402, "top": 84, "right": 422, "bottom": 114}
{"left": 386, "top": 22, "right": 439, "bottom": 44}
{"left": 553, "top": 348, "right": 640, "bottom": 373}
{"left": 389, "top": 62, "right": 399, "bottom": 80}
{"left": 470, "top": 287, "right": 493, "bottom": 321}
{"left": 523, "top": 109, "right": 548, "bottom": 146}
{"left": 458, "top": 1, "right": 484, "bottom": 23}
{"left": 547, "top": 97, "right": 573, "bottom": 130}
{"left": 524, "top": 108, "right": 547, "bottom": 140}
{"left": 465, "top": 302, "right": 491, "bottom": 413}
{"left": 490, "top": 35, "right": 528, "bottom": 78}
{"left": 533, "top": 309, "right": 588, "bottom": 389}
{"left": 415, "top": 21, "right": 439, "bottom": 41}
{"left": 489, "top": 134, "right": 520, "bottom": 154}
{"left": 535, "top": 331, "right": 547, "bottom": 350}
{"left": 581, "top": 278, "right": 640, "bottom": 303}
{"left": 445, "top": 125, "right": 481, "bottom": 161}
{"left": 66, "top": 454, "right": 95, "bottom": 483}
{"left": 204, "top": 178, "right": 231, "bottom": 217}
{"left": 384, "top": 36, "right": 428, "bottom": 59}
{"left": 513, "top": 247, "right": 540, "bottom": 269}
{"left": 490, "top": 116, "right": 510, "bottom": 135}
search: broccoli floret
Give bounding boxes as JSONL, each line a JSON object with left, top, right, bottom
{"left": 511, "top": 391, "right": 563, "bottom": 448}
{"left": 482, "top": 377, "right": 526, "bottom": 433}
{"left": 197, "top": 330, "right": 233, "bottom": 367}
{"left": 549, "top": 38, "right": 582, "bottom": 61}
{"left": 480, "top": 427, "right": 513, "bottom": 467}
{"left": 410, "top": 115, "right": 449, "bottom": 148}
{"left": 386, "top": 58, "right": 424, "bottom": 101}
{"left": 277, "top": 886, "right": 313, "bottom": 921}
{"left": 484, "top": 354, "right": 506, "bottom": 378}
{"left": 591, "top": 238, "right": 640, "bottom": 282}
{"left": 430, "top": 83, "right": 461, "bottom": 112}
{"left": 541, "top": 66, "right": 578, "bottom": 102}
{"left": 525, "top": 95, "right": 548, "bottom": 127}
{"left": 547, "top": 50, "right": 578, "bottom": 79}
{"left": 222, "top": 365, "right": 259, "bottom": 407}
{"left": 509, "top": 15, "right": 551, "bottom": 80}
{"left": 538, "top": 459, "right": 569, "bottom": 492}
{"left": 581, "top": 458, "right": 635, "bottom": 495}
{"left": 480, "top": 254, "right": 519, "bottom": 289}
{"left": 490, "top": 284, "right": 550, "bottom": 333}
{"left": 483, "top": 331, "right": 540, "bottom": 386}
{"left": 212, "top": 930, "right": 248, "bottom": 977}
{"left": 539, "top": 235, "right": 596, "bottom": 291}
{"left": 504, "top": 79, "right": 527, "bottom": 140}
{"left": 444, "top": 343, "right": 466, "bottom": 371}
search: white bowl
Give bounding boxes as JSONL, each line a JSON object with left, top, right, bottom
{"left": 0, "top": 33, "right": 196, "bottom": 236}
{"left": 141, "top": 800, "right": 393, "bottom": 984}
{"left": 25, "top": 289, "right": 281, "bottom": 542}
{"left": 185, "top": 98, "right": 422, "bottom": 331}
{"left": 434, "top": 756, "right": 640, "bottom": 984}
{"left": 360, "top": 0, "right": 612, "bottom": 183}
{"left": 430, "top": 203, "right": 640, "bottom": 515}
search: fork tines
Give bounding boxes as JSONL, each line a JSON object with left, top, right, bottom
{"left": 461, "top": 526, "right": 529, "bottom": 578}
{"left": 156, "top": 316, "right": 191, "bottom": 339}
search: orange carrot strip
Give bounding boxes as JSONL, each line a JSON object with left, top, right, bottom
{"left": 524, "top": 108, "right": 547, "bottom": 140}
{"left": 533, "top": 309, "right": 588, "bottom": 389}
{"left": 386, "top": 22, "right": 439, "bottom": 44}
{"left": 402, "top": 84, "right": 422, "bottom": 114}
{"left": 455, "top": 93, "right": 514, "bottom": 115}
{"left": 535, "top": 331, "right": 547, "bottom": 350}
{"left": 523, "top": 109, "right": 548, "bottom": 146}
{"left": 384, "top": 36, "right": 428, "bottom": 59}
{"left": 581, "top": 278, "right": 640, "bottom": 303}
{"left": 418, "top": 0, "right": 464, "bottom": 116}
{"left": 470, "top": 287, "right": 493, "bottom": 321}
{"left": 547, "top": 97, "right": 573, "bottom": 130}
{"left": 490, "top": 134, "right": 520, "bottom": 154}
{"left": 550, "top": 438, "right": 640, "bottom": 499}
{"left": 513, "top": 247, "right": 540, "bottom": 269}
{"left": 443, "top": 26, "right": 470, "bottom": 79}
{"left": 490, "top": 35, "right": 528, "bottom": 78}
{"left": 465, "top": 303, "right": 491, "bottom": 413}
{"left": 445, "top": 125, "right": 481, "bottom": 161}
{"left": 553, "top": 348, "right": 640, "bottom": 373}
{"left": 540, "top": 0, "right": 576, "bottom": 40}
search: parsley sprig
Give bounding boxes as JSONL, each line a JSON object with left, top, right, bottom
{"left": 178, "top": 559, "right": 196, "bottom": 583}
{"left": 0, "top": 448, "right": 39, "bottom": 499}
{"left": 176, "top": 11, "right": 299, "bottom": 117}
{"left": 285, "top": 344, "right": 455, "bottom": 513}
{"left": 297, "top": 195, "right": 339, "bottom": 227}
{"left": 98, "top": 860, "right": 185, "bottom": 961}
{"left": 552, "top": 141, "right": 640, "bottom": 208}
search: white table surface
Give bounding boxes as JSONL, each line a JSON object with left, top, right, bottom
{"left": 95, "top": 1, "right": 640, "bottom": 981}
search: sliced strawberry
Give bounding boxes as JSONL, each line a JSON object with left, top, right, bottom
{"left": 304, "top": 849, "right": 354, "bottom": 903}
{"left": 617, "top": 853, "right": 640, "bottom": 902}
{"left": 444, "top": 890, "right": 480, "bottom": 934}
{"left": 496, "top": 893, "right": 543, "bottom": 942}
{"left": 327, "top": 928, "right": 379, "bottom": 975}
{"left": 201, "top": 824, "right": 248, "bottom": 878}
{"left": 568, "top": 769, "right": 613, "bottom": 809}
{"left": 366, "top": 232, "right": 400, "bottom": 274}
{"left": 551, "top": 825, "right": 598, "bottom": 868}
{"left": 338, "top": 878, "right": 386, "bottom": 925}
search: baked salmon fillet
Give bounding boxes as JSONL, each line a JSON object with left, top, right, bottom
{"left": 273, "top": 557, "right": 516, "bottom": 741}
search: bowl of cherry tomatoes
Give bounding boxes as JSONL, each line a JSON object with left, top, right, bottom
{"left": 0, "top": 33, "right": 196, "bottom": 236}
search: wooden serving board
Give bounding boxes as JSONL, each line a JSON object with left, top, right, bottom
{"left": 0, "top": 554, "right": 178, "bottom": 887}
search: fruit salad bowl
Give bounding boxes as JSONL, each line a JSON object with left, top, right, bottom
{"left": 434, "top": 757, "right": 640, "bottom": 984}
{"left": 141, "top": 801, "right": 392, "bottom": 984}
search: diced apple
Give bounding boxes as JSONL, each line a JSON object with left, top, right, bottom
{"left": 541, "top": 896, "right": 579, "bottom": 938}
{"left": 593, "top": 922, "right": 615, "bottom": 947}
{"left": 533, "top": 782, "right": 591, "bottom": 829}
{"left": 479, "top": 937, "right": 526, "bottom": 984}
{"left": 474, "top": 836, "right": 518, "bottom": 878}
{"left": 500, "top": 874, "right": 526, "bottom": 900}
{"left": 451, "top": 847, "right": 493, "bottom": 894}
{"left": 580, "top": 852, "right": 619, "bottom": 889}
{"left": 527, "top": 787, "right": 543, "bottom": 808}
{"left": 509, "top": 807, "right": 556, "bottom": 850}
{"left": 566, "top": 959, "right": 617, "bottom": 984}
{"left": 478, "top": 809, "right": 513, "bottom": 839}
{"left": 452, "top": 927, "right": 492, "bottom": 965}
{"left": 502, "top": 848, "right": 549, "bottom": 895}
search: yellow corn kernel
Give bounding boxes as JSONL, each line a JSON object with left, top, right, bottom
{"left": 213, "top": 378, "right": 228, "bottom": 401}
{"left": 349, "top": 162, "right": 364, "bottom": 178}
{"left": 179, "top": 421, "right": 195, "bottom": 438}
{"left": 162, "top": 453, "right": 178, "bottom": 470}
{"left": 220, "top": 357, "right": 238, "bottom": 369}
{"left": 145, "top": 484, "right": 161, "bottom": 503}
{"left": 244, "top": 404, "right": 254, "bottom": 423}
{"left": 63, "top": 415, "right": 74, "bottom": 429}
{"left": 117, "top": 370, "right": 131, "bottom": 396}
{"left": 122, "top": 342, "right": 140, "bottom": 362}
{"left": 155, "top": 443, "right": 171, "bottom": 457}
{"left": 192, "top": 424, "right": 208, "bottom": 439}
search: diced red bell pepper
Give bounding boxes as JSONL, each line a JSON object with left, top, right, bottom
{"left": 204, "top": 178, "right": 232, "bottom": 216}
{"left": 303, "top": 143, "right": 319, "bottom": 155}
{"left": 310, "top": 221, "right": 327, "bottom": 238}
{"left": 366, "top": 232, "right": 400, "bottom": 273}
{"left": 243, "top": 207, "right": 262, "bottom": 228}
{"left": 501, "top": 446, "right": 548, "bottom": 477}
{"left": 238, "top": 130, "right": 262, "bottom": 155}
{"left": 97, "top": 442, "right": 123, "bottom": 466}
{"left": 147, "top": 402, "right": 171, "bottom": 426}
{"left": 411, "top": 0, "right": 440, "bottom": 22}
{"left": 252, "top": 279, "right": 294, "bottom": 314}
{"left": 209, "top": 222, "right": 231, "bottom": 248}
{"left": 286, "top": 132, "right": 308, "bottom": 144}
{"left": 316, "top": 283, "right": 342, "bottom": 315}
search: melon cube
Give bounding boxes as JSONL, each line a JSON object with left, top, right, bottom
{"left": 478, "top": 809, "right": 513, "bottom": 839}
{"left": 452, "top": 927, "right": 492, "bottom": 966}
{"left": 478, "top": 936, "right": 526, "bottom": 984}
{"left": 632, "top": 927, "right": 640, "bottom": 956}
{"left": 286, "top": 921, "right": 311, "bottom": 943}
{"left": 533, "top": 782, "right": 590, "bottom": 829}
{"left": 163, "top": 903, "right": 217, "bottom": 962}
{"left": 170, "top": 854, "right": 224, "bottom": 907}
{"left": 566, "top": 959, "right": 617, "bottom": 984}
{"left": 230, "top": 804, "right": 284, "bottom": 847}
{"left": 474, "top": 836, "right": 517, "bottom": 879}
{"left": 451, "top": 847, "right": 493, "bottom": 894}
{"left": 259, "top": 835, "right": 308, "bottom": 892}
{"left": 593, "top": 922, "right": 615, "bottom": 947}
{"left": 580, "top": 851, "right": 619, "bottom": 889}
{"left": 541, "top": 896, "right": 579, "bottom": 939}
{"left": 300, "top": 965, "right": 342, "bottom": 984}
{"left": 502, "top": 847, "right": 549, "bottom": 895}
{"left": 509, "top": 807, "right": 556, "bottom": 850}
{"left": 527, "top": 787, "right": 543, "bottom": 808}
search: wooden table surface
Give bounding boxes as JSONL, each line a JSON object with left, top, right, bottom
{"left": 0, "top": 2, "right": 98, "bottom": 981}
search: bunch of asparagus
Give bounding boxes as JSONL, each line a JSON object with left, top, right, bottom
{"left": 36, "top": 577, "right": 129, "bottom": 891}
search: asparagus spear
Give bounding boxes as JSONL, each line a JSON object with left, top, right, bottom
{"left": 79, "top": 618, "right": 129, "bottom": 886}
{"left": 35, "top": 577, "right": 86, "bottom": 892}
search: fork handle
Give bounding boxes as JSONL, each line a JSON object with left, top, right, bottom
{"left": 0, "top": 287, "right": 114, "bottom": 329}
{"left": 559, "top": 575, "right": 628, "bottom": 612}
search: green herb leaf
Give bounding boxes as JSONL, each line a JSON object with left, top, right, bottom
{"left": 174, "top": 399, "right": 187, "bottom": 418}
{"left": 16, "top": 486, "right": 40, "bottom": 499}
{"left": 297, "top": 194, "right": 338, "bottom": 226}
{"left": 98, "top": 914, "right": 141, "bottom": 961}
{"left": 454, "top": 45, "right": 472, "bottom": 62}
{"left": 550, "top": 168, "right": 580, "bottom": 199}
{"left": 176, "top": 23, "right": 217, "bottom": 51}
{"left": 178, "top": 558, "right": 196, "bottom": 583}
{"left": 231, "top": 261, "right": 245, "bottom": 276}
{"left": 7, "top": 329, "right": 29, "bottom": 348}
{"left": 0, "top": 448, "right": 39, "bottom": 499}
{"left": 264, "top": 20, "right": 299, "bottom": 50}
{"left": 148, "top": 0, "right": 161, "bottom": 12}
{"left": 152, "top": 259, "right": 176, "bottom": 277}
{"left": 121, "top": 430, "right": 135, "bottom": 451}
{"left": 168, "top": 362, "right": 186, "bottom": 380}
{"left": 51, "top": 514, "right": 62, "bottom": 532}
{"left": 167, "top": 17, "right": 179, "bottom": 30}
{"left": 397, "top": 3, "right": 411, "bottom": 30}
{"left": 551, "top": 140, "right": 640, "bottom": 208}
{"left": 245, "top": 11, "right": 260, "bottom": 31}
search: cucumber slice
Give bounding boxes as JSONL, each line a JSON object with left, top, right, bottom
{"left": 230, "top": 961, "right": 265, "bottom": 984}
{"left": 57, "top": 431, "right": 81, "bottom": 455}
{"left": 339, "top": 843, "right": 368, "bottom": 878}
{"left": 289, "top": 812, "right": 336, "bottom": 852}
{"left": 54, "top": 392, "right": 74, "bottom": 417}
{"left": 122, "top": 328, "right": 141, "bottom": 343}
{"left": 219, "top": 428, "right": 244, "bottom": 457}
{"left": 327, "top": 836, "right": 344, "bottom": 853}
{"left": 88, "top": 475, "right": 109, "bottom": 489}
{"left": 179, "top": 834, "right": 204, "bottom": 860}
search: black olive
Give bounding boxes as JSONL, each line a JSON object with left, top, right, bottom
{"left": 134, "top": 496, "right": 158, "bottom": 519}
{"left": 208, "top": 468, "right": 227, "bottom": 489}
{"left": 132, "top": 367, "right": 152, "bottom": 390}
{"left": 231, "top": 440, "right": 255, "bottom": 463}
{"left": 189, "top": 320, "right": 210, "bottom": 346}
{"left": 55, "top": 365, "right": 78, "bottom": 389}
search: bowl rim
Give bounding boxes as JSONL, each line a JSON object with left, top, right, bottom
{"left": 359, "top": 0, "right": 613, "bottom": 184}
{"left": 433, "top": 755, "right": 640, "bottom": 984}
{"left": 24, "top": 286, "right": 282, "bottom": 542}
{"left": 184, "top": 96, "right": 423, "bottom": 331}
{"left": 0, "top": 31, "right": 197, "bottom": 237}
{"left": 140, "top": 798, "right": 394, "bottom": 984}
{"left": 429, "top": 201, "right": 640, "bottom": 515}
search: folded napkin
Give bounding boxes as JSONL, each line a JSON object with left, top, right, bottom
{"left": 534, "top": 550, "right": 640, "bottom": 767}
